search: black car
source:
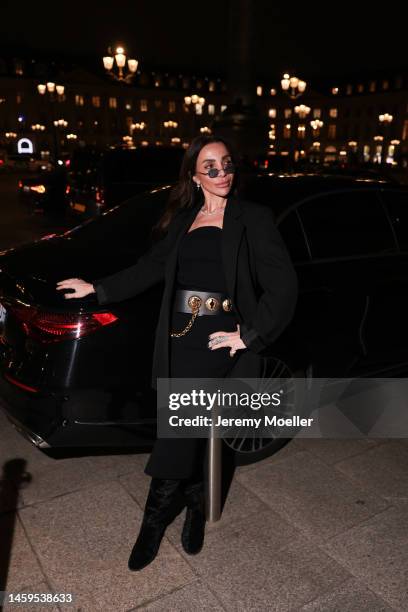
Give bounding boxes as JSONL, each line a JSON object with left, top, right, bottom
{"left": 1, "top": 174, "right": 408, "bottom": 462}
{"left": 67, "top": 145, "right": 185, "bottom": 217}
{"left": 18, "top": 165, "right": 68, "bottom": 214}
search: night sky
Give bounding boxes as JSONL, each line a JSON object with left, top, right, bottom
{"left": 1, "top": 1, "right": 406, "bottom": 80}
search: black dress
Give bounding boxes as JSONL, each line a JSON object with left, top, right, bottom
{"left": 144, "top": 226, "right": 242, "bottom": 479}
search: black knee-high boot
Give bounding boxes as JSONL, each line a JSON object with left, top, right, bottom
{"left": 128, "top": 478, "right": 185, "bottom": 571}
{"left": 181, "top": 477, "right": 206, "bottom": 555}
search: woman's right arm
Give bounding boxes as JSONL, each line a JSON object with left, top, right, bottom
{"left": 56, "top": 213, "right": 182, "bottom": 304}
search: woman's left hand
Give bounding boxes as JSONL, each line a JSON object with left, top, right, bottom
{"left": 208, "top": 324, "right": 247, "bottom": 357}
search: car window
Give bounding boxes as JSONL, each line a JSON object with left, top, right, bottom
{"left": 379, "top": 190, "right": 408, "bottom": 251}
{"left": 277, "top": 212, "right": 309, "bottom": 262}
{"left": 297, "top": 190, "right": 396, "bottom": 259}
{"left": 64, "top": 189, "right": 170, "bottom": 256}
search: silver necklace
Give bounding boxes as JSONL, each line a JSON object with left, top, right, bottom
{"left": 199, "top": 204, "right": 226, "bottom": 215}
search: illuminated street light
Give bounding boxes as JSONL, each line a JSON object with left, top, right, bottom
{"left": 103, "top": 45, "right": 138, "bottom": 83}
{"left": 281, "top": 73, "right": 308, "bottom": 167}
{"left": 378, "top": 112, "right": 394, "bottom": 165}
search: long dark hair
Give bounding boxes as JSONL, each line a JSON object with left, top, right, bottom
{"left": 154, "top": 134, "right": 238, "bottom": 234}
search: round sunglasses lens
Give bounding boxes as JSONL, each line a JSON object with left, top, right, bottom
{"left": 208, "top": 168, "right": 219, "bottom": 178}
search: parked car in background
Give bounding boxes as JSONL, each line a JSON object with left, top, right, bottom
{"left": 18, "top": 165, "right": 68, "bottom": 214}
{"left": 67, "top": 145, "right": 185, "bottom": 217}
{"left": 1, "top": 174, "right": 408, "bottom": 462}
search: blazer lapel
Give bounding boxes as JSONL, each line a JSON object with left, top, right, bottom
{"left": 221, "top": 195, "right": 245, "bottom": 301}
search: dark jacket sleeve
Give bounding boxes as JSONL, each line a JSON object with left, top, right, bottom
{"left": 91, "top": 213, "right": 182, "bottom": 305}
{"left": 239, "top": 205, "right": 298, "bottom": 352}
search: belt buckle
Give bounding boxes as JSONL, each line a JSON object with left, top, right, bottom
{"left": 188, "top": 295, "right": 202, "bottom": 311}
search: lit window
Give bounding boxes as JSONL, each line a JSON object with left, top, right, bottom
{"left": 15, "top": 61, "right": 24, "bottom": 76}
{"left": 357, "top": 84, "right": 364, "bottom": 93}
{"left": 331, "top": 87, "right": 339, "bottom": 95}
{"left": 108, "top": 97, "right": 117, "bottom": 109}
{"left": 402, "top": 119, "right": 408, "bottom": 141}
{"left": 208, "top": 80, "right": 215, "bottom": 92}
{"left": 169, "top": 100, "right": 176, "bottom": 113}
{"left": 284, "top": 108, "right": 292, "bottom": 118}
{"left": 329, "top": 108, "right": 338, "bottom": 118}
{"left": 313, "top": 108, "right": 321, "bottom": 118}
{"left": 140, "top": 99, "right": 148, "bottom": 112}
{"left": 256, "top": 85, "right": 263, "bottom": 96}
{"left": 16, "top": 93, "right": 22, "bottom": 104}
{"left": 346, "top": 84, "right": 352, "bottom": 95}
{"left": 328, "top": 124, "right": 337, "bottom": 139}
{"left": 283, "top": 125, "right": 291, "bottom": 138}
{"left": 268, "top": 108, "right": 276, "bottom": 118}
{"left": 92, "top": 96, "right": 101, "bottom": 108}
{"left": 208, "top": 104, "right": 215, "bottom": 115}
{"left": 221, "top": 105, "right": 227, "bottom": 112}
{"left": 75, "top": 94, "right": 85, "bottom": 106}
{"left": 382, "top": 80, "right": 389, "bottom": 90}
{"left": 369, "top": 81, "right": 376, "bottom": 92}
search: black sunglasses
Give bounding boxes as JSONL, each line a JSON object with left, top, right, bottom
{"left": 198, "top": 162, "right": 236, "bottom": 179}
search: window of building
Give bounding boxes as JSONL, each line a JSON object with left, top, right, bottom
{"left": 208, "top": 80, "right": 215, "bottom": 92}
{"left": 168, "top": 76, "right": 177, "bottom": 87}
{"left": 284, "top": 108, "right": 292, "bottom": 118}
{"left": 329, "top": 108, "right": 338, "bottom": 118}
{"left": 268, "top": 108, "right": 277, "bottom": 118}
{"left": 357, "top": 84, "right": 364, "bottom": 93}
{"left": 154, "top": 99, "right": 162, "bottom": 108}
{"left": 92, "top": 96, "right": 101, "bottom": 108}
{"left": 108, "top": 97, "right": 117, "bottom": 109}
{"left": 328, "top": 124, "right": 337, "bottom": 139}
{"left": 14, "top": 60, "right": 24, "bottom": 76}
{"left": 16, "top": 93, "right": 22, "bottom": 104}
{"left": 221, "top": 105, "right": 227, "bottom": 112}
{"left": 256, "top": 85, "right": 263, "bottom": 96}
{"left": 125, "top": 101, "right": 132, "bottom": 110}
{"left": 75, "top": 94, "right": 85, "bottom": 106}
{"left": 208, "top": 104, "right": 215, "bottom": 115}
{"left": 346, "top": 84, "right": 353, "bottom": 95}
{"left": 402, "top": 119, "right": 408, "bottom": 141}
{"left": 395, "top": 75, "right": 403, "bottom": 89}
{"left": 169, "top": 100, "right": 176, "bottom": 113}
{"left": 283, "top": 124, "right": 291, "bottom": 139}
{"left": 182, "top": 77, "right": 190, "bottom": 89}
{"left": 382, "top": 80, "right": 389, "bottom": 90}
{"left": 369, "top": 81, "right": 376, "bottom": 92}
{"left": 313, "top": 108, "right": 321, "bottom": 118}
{"left": 196, "top": 79, "right": 203, "bottom": 89}
{"left": 140, "top": 99, "right": 148, "bottom": 112}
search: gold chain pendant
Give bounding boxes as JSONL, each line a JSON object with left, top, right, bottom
{"left": 170, "top": 296, "right": 202, "bottom": 337}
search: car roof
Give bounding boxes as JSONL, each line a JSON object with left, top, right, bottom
{"left": 240, "top": 171, "right": 408, "bottom": 217}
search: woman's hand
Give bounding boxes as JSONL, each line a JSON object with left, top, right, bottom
{"left": 208, "top": 323, "right": 247, "bottom": 357}
{"left": 55, "top": 278, "right": 96, "bottom": 299}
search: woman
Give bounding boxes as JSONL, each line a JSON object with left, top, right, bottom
{"left": 56, "top": 134, "right": 298, "bottom": 571}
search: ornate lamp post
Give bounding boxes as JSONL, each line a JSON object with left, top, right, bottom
{"left": 37, "top": 82, "right": 65, "bottom": 163}
{"left": 281, "top": 74, "right": 307, "bottom": 168}
{"left": 184, "top": 95, "right": 206, "bottom": 137}
{"left": 378, "top": 113, "right": 393, "bottom": 165}
{"left": 103, "top": 46, "right": 138, "bottom": 84}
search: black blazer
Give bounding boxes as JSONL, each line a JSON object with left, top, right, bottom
{"left": 92, "top": 195, "right": 298, "bottom": 389}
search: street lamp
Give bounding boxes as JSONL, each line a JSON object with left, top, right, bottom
{"left": 378, "top": 113, "right": 393, "bottom": 165}
{"left": 103, "top": 46, "right": 138, "bottom": 84}
{"left": 37, "top": 82, "right": 65, "bottom": 163}
{"left": 281, "top": 73, "right": 307, "bottom": 167}
{"left": 184, "top": 94, "right": 206, "bottom": 137}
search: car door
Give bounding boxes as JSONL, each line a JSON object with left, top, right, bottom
{"left": 294, "top": 188, "right": 398, "bottom": 375}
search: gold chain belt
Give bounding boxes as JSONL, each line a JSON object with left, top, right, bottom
{"left": 170, "top": 289, "right": 233, "bottom": 338}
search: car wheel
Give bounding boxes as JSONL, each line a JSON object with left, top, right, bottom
{"left": 221, "top": 356, "right": 315, "bottom": 466}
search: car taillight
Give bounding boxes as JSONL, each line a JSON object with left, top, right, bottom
{"left": 9, "top": 304, "right": 118, "bottom": 343}
{"left": 65, "top": 184, "right": 71, "bottom": 195}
